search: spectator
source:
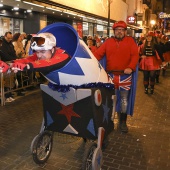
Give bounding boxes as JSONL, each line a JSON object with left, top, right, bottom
{"left": 12, "top": 33, "right": 25, "bottom": 58}
{"left": 96, "top": 38, "right": 102, "bottom": 48}
{"left": 24, "top": 34, "right": 33, "bottom": 56}
{"left": 0, "top": 31, "right": 17, "bottom": 62}
{"left": 0, "top": 33, "right": 16, "bottom": 102}
{"left": 87, "top": 36, "right": 97, "bottom": 53}
{"left": 82, "top": 36, "right": 87, "bottom": 45}
{"left": 21, "top": 32, "right": 27, "bottom": 46}
{"left": 0, "top": 60, "right": 9, "bottom": 73}
{"left": 12, "top": 33, "right": 27, "bottom": 96}
{"left": 0, "top": 61, "right": 12, "bottom": 102}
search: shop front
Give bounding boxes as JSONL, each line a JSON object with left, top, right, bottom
{"left": 0, "top": 0, "right": 129, "bottom": 38}
{"left": 0, "top": 8, "right": 25, "bottom": 36}
{"left": 46, "top": 15, "right": 113, "bottom": 39}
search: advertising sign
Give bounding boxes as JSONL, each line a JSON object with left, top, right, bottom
{"left": 127, "top": 16, "right": 136, "bottom": 24}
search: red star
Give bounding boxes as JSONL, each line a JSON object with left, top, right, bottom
{"left": 58, "top": 104, "right": 80, "bottom": 123}
{"left": 45, "top": 59, "right": 51, "bottom": 63}
{"left": 56, "top": 56, "right": 61, "bottom": 60}
{"left": 35, "top": 60, "right": 41, "bottom": 65}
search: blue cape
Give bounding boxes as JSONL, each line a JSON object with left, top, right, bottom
{"left": 99, "top": 56, "right": 138, "bottom": 116}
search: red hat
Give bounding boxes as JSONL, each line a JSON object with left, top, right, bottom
{"left": 161, "top": 35, "right": 166, "bottom": 39}
{"left": 162, "top": 35, "right": 169, "bottom": 41}
{"left": 96, "top": 38, "right": 101, "bottom": 43}
{"left": 140, "top": 36, "right": 145, "bottom": 40}
{"left": 87, "top": 35, "right": 93, "bottom": 40}
{"left": 156, "top": 34, "right": 162, "bottom": 38}
{"left": 112, "top": 21, "right": 127, "bottom": 30}
{"left": 147, "top": 31, "right": 155, "bottom": 37}
{"left": 155, "top": 30, "right": 161, "bottom": 34}
{"left": 165, "top": 36, "right": 169, "bottom": 41}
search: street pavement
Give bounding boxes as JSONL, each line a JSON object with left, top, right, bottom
{"left": 0, "top": 67, "right": 170, "bottom": 170}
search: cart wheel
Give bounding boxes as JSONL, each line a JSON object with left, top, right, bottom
{"left": 92, "top": 147, "right": 103, "bottom": 170}
{"left": 30, "top": 135, "right": 39, "bottom": 153}
{"left": 32, "top": 131, "right": 53, "bottom": 165}
{"left": 82, "top": 142, "right": 102, "bottom": 170}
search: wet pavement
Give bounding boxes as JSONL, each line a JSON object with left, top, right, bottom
{"left": 0, "top": 67, "right": 170, "bottom": 170}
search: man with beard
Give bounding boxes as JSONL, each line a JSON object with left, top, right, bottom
{"left": 93, "top": 21, "right": 139, "bottom": 133}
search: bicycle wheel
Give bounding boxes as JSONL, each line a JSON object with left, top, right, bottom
{"left": 30, "top": 134, "right": 39, "bottom": 153}
{"left": 82, "top": 142, "right": 97, "bottom": 170}
{"left": 32, "top": 131, "right": 53, "bottom": 164}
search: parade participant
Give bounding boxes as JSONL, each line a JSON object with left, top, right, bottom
{"left": 87, "top": 36, "right": 97, "bottom": 53}
{"left": 139, "top": 32, "right": 162, "bottom": 94}
{"left": 154, "top": 34, "right": 166, "bottom": 83}
{"left": 138, "top": 35, "right": 145, "bottom": 46}
{"left": 162, "top": 36, "right": 170, "bottom": 76}
{"left": 0, "top": 60, "right": 9, "bottom": 73}
{"left": 11, "top": 32, "right": 71, "bottom": 76}
{"left": 94, "top": 21, "right": 139, "bottom": 133}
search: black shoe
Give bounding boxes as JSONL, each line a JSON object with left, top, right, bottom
{"left": 145, "top": 88, "right": 148, "bottom": 94}
{"left": 150, "top": 89, "right": 154, "bottom": 94}
{"left": 162, "top": 70, "right": 166, "bottom": 76}
{"left": 119, "top": 122, "right": 128, "bottom": 133}
{"left": 156, "top": 79, "right": 159, "bottom": 84}
{"left": 17, "top": 92, "right": 25, "bottom": 96}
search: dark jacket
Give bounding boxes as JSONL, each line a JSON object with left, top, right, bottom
{"left": 0, "top": 38, "right": 17, "bottom": 62}
{"left": 154, "top": 43, "right": 165, "bottom": 62}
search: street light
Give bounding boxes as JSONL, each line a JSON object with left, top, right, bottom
{"left": 150, "top": 20, "right": 156, "bottom": 25}
{"left": 107, "top": 0, "right": 113, "bottom": 37}
{"left": 150, "top": 20, "right": 156, "bottom": 30}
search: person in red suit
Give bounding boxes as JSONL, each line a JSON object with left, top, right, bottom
{"left": 11, "top": 32, "right": 71, "bottom": 75}
{"left": 93, "top": 21, "right": 139, "bottom": 133}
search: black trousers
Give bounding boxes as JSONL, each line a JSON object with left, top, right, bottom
{"left": 143, "top": 70, "right": 156, "bottom": 89}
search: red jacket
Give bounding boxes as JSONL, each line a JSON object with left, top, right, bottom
{"left": 89, "top": 45, "right": 97, "bottom": 53}
{"left": 94, "top": 37, "right": 139, "bottom": 73}
{"left": 14, "top": 48, "right": 70, "bottom": 74}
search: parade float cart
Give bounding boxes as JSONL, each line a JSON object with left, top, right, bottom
{"left": 30, "top": 23, "right": 116, "bottom": 170}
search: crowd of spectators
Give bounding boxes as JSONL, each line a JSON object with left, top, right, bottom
{"left": 0, "top": 31, "right": 35, "bottom": 103}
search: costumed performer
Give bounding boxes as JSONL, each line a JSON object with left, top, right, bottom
{"left": 93, "top": 21, "right": 139, "bottom": 133}
{"left": 11, "top": 32, "right": 71, "bottom": 80}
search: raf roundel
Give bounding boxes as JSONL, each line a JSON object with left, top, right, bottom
{"left": 94, "top": 89, "right": 102, "bottom": 106}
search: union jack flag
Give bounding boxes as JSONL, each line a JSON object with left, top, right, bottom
{"left": 113, "top": 74, "right": 132, "bottom": 91}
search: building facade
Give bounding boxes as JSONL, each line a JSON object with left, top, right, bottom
{"left": 0, "top": 0, "right": 145, "bottom": 38}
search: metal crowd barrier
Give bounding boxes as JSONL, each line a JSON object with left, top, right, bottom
{"left": 0, "top": 72, "right": 4, "bottom": 106}
{"left": 0, "top": 71, "right": 40, "bottom": 106}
